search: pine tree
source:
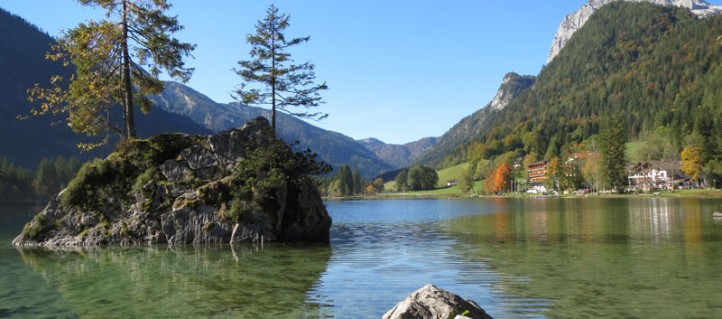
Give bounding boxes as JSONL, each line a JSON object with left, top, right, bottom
{"left": 352, "top": 168, "right": 362, "bottom": 196}
{"left": 28, "top": 0, "right": 195, "bottom": 148}
{"left": 233, "top": 5, "right": 327, "bottom": 134}
{"left": 337, "top": 165, "right": 354, "bottom": 196}
{"left": 0, "top": 157, "right": 34, "bottom": 202}
{"left": 600, "top": 116, "right": 629, "bottom": 193}
{"left": 33, "top": 159, "right": 58, "bottom": 198}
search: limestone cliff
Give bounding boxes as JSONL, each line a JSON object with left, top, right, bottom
{"left": 13, "top": 117, "right": 331, "bottom": 246}
{"left": 489, "top": 72, "right": 536, "bottom": 111}
{"left": 417, "top": 72, "right": 534, "bottom": 165}
{"left": 547, "top": 0, "right": 722, "bottom": 64}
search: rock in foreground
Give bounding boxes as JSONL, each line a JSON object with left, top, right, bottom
{"left": 13, "top": 117, "right": 331, "bottom": 246}
{"left": 383, "top": 284, "right": 493, "bottom": 319}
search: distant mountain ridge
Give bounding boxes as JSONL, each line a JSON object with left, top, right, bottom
{"left": 547, "top": 0, "right": 722, "bottom": 64}
{"left": 0, "top": 8, "right": 211, "bottom": 169}
{"left": 0, "top": 8, "right": 395, "bottom": 177}
{"left": 358, "top": 137, "right": 437, "bottom": 168}
{"left": 151, "top": 82, "right": 395, "bottom": 177}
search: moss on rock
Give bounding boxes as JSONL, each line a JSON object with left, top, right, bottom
{"left": 13, "top": 117, "right": 332, "bottom": 246}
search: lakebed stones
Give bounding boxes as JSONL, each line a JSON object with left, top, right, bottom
{"left": 13, "top": 117, "right": 331, "bottom": 246}
{"left": 382, "top": 284, "right": 493, "bottom": 319}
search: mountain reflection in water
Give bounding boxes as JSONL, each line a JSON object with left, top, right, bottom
{"left": 448, "top": 197, "right": 722, "bottom": 318}
{"left": 5, "top": 198, "right": 722, "bottom": 318}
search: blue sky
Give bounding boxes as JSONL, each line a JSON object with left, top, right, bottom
{"left": 4, "top": 1, "right": 719, "bottom": 144}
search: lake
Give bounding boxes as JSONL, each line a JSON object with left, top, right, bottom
{"left": 2, "top": 198, "right": 722, "bottom": 318}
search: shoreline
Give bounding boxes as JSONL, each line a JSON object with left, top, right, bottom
{"left": 324, "top": 188, "right": 722, "bottom": 201}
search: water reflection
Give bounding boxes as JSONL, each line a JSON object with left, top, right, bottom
{"left": 16, "top": 244, "right": 331, "bottom": 318}
{"left": 448, "top": 198, "right": 722, "bottom": 318}
{"left": 452, "top": 198, "right": 722, "bottom": 245}
{"left": 320, "top": 199, "right": 508, "bottom": 318}
{"left": 7, "top": 199, "right": 722, "bottom": 318}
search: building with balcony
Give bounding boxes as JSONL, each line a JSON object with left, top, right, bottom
{"left": 528, "top": 160, "right": 548, "bottom": 186}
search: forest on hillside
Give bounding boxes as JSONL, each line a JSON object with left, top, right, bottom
{"left": 0, "top": 156, "right": 81, "bottom": 203}
{"left": 442, "top": 2, "right": 722, "bottom": 189}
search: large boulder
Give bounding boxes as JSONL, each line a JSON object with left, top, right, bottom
{"left": 382, "top": 284, "right": 493, "bottom": 319}
{"left": 13, "top": 117, "right": 331, "bottom": 246}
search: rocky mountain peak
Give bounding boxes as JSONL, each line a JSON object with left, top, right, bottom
{"left": 490, "top": 72, "right": 536, "bottom": 111}
{"left": 490, "top": 72, "right": 536, "bottom": 110}
{"left": 547, "top": 0, "right": 722, "bottom": 64}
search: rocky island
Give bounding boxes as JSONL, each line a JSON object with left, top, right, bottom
{"left": 13, "top": 117, "right": 331, "bottom": 246}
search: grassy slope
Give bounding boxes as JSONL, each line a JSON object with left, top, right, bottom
{"left": 382, "top": 162, "right": 475, "bottom": 196}
{"left": 435, "top": 162, "right": 469, "bottom": 188}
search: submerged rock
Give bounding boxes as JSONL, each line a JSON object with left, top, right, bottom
{"left": 13, "top": 117, "right": 331, "bottom": 246}
{"left": 382, "top": 284, "right": 493, "bottom": 319}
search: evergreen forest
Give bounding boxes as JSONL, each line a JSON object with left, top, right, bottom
{"left": 442, "top": 3, "right": 722, "bottom": 188}
{"left": 0, "top": 156, "right": 81, "bottom": 203}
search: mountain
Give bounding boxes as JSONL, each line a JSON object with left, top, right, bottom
{"left": 443, "top": 2, "right": 722, "bottom": 172}
{"left": 489, "top": 72, "right": 537, "bottom": 111}
{"left": 151, "top": 82, "right": 395, "bottom": 177}
{"left": 151, "top": 81, "right": 243, "bottom": 132}
{"left": 358, "top": 137, "right": 437, "bottom": 168}
{"left": 422, "top": 0, "right": 722, "bottom": 169}
{"left": 417, "top": 72, "right": 535, "bottom": 166}
{"left": 0, "top": 8, "right": 211, "bottom": 169}
{"left": 547, "top": 0, "right": 722, "bottom": 64}
{"left": 0, "top": 8, "right": 392, "bottom": 177}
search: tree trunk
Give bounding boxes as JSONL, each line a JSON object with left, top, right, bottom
{"left": 270, "top": 22, "right": 277, "bottom": 136}
{"left": 230, "top": 223, "right": 239, "bottom": 244}
{"left": 121, "top": 0, "right": 136, "bottom": 139}
{"left": 271, "top": 82, "right": 276, "bottom": 135}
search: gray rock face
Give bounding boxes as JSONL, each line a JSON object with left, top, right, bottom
{"left": 12, "top": 117, "right": 331, "bottom": 246}
{"left": 547, "top": 0, "right": 722, "bottom": 64}
{"left": 489, "top": 72, "right": 535, "bottom": 111}
{"left": 382, "top": 284, "right": 493, "bottom": 319}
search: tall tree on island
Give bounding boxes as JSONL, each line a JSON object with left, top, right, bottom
{"left": 233, "top": 5, "right": 328, "bottom": 134}
{"left": 28, "top": 0, "right": 195, "bottom": 149}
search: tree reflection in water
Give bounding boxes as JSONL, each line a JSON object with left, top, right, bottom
{"left": 17, "top": 244, "right": 332, "bottom": 318}
{"left": 448, "top": 197, "right": 722, "bottom": 318}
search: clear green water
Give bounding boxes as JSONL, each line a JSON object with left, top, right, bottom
{"left": 2, "top": 198, "right": 722, "bottom": 318}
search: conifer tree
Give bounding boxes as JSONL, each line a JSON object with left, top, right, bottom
{"left": 337, "top": 165, "right": 353, "bottom": 196}
{"left": 233, "top": 5, "right": 327, "bottom": 134}
{"left": 600, "top": 116, "right": 629, "bottom": 193}
{"left": 29, "top": 0, "right": 195, "bottom": 148}
{"left": 352, "top": 168, "right": 363, "bottom": 196}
